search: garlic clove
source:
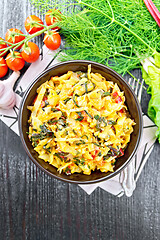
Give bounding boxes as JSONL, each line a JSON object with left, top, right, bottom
{"left": 0, "top": 89, "right": 15, "bottom": 107}
{"left": 0, "top": 71, "right": 20, "bottom": 110}
{"left": 2, "top": 97, "right": 16, "bottom": 109}
{"left": 3, "top": 71, "right": 20, "bottom": 88}
{"left": 0, "top": 82, "right": 5, "bottom": 97}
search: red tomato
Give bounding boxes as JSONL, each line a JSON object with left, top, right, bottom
{"left": 0, "top": 37, "right": 8, "bottom": 57}
{"left": 43, "top": 31, "right": 61, "bottom": 50}
{"left": 115, "top": 96, "right": 122, "bottom": 103}
{"left": 25, "top": 15, "right": 44, "bottom": 34}
{"left": 45, "top": 9, "right": 61, "bottom": 30}
{"left": 119, "top": 148, "right": 124, "bottom": 156}
{"left": 6, "top": 51, "right": 25, "bottom": 71}
{"left": 5, "top": 28, "right": 25, "bottom": 49}
{"left": 0, "top": 57, "right": 8, "bottom": 78}
{"left": 119, "top": 108, "right": 124, "bottom": 113}
{"left": 21, "top": 42, "right": 40, "bottom": 63}
{"left": 112, "top": 91, "right": 118, "bottom": 98}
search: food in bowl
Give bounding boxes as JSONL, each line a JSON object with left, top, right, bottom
{"left": 27, "top": 65, "right": 135, "bottom": 175}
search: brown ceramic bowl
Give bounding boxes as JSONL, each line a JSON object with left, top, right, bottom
{"left": 18, "top": 60, "right": 143, "bottom": 184}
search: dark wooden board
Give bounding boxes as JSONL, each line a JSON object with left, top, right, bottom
{"left": 0, "top": 1, "right": 160, "bottom": 239}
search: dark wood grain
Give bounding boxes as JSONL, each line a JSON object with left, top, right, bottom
{"left": 0, "top": 1, "right": 160, "bottom": 240}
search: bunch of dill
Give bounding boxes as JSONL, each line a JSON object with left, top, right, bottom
{"left": 31, "top": 0, "right": 160, "bottom": 75}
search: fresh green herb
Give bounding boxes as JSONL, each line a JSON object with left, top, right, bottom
{"left": 65, "top": 167, "right": 71, "bottom": 175}
{"left": 102, "top": 117, "right": 108, "bottom": 126}
{"left": 51, "top": 108, "right": 60, "bottom": 112}
{"left": 44, "top": 100, "right": 49, "bottom": 107}
{"left": 84, "top": 81, "right": 88, "bottom": 93}
{"left": 31, "top": 124, "right": 55, "bottom": 143}
{"left": 40, "top": 124, "right": 51, "bottom": 133}
{"left": 111, "top": 161, "right": 116, "bottom": 166}
{"left": 65, "top": 129, "right": 69, "bottom": 135}
{"left": 94, "top": 115, "right": 100, "bottom": 120}
{"left": 58, "top": 119, "right": 66, "bottom": 126}
{"left": 108, "top": 120, "right": 117, "bottom": 125}
{"left": 54, "top": 153, "right": 64, "bottom": 160}
{"left": 108, "top": 146, "right": 119, "bottom": 156}
{"left": 76, "top": 116, "right": 84, "bottom": 121}
{"left": 103, "top": 155, "right": 110, "bottom": 160}
{"left": 43, "top": 145, "right": 51, "bottom": 153}
{"left": 57, "top": 126, "right": 63, "bottom": 131}
{"left": 76, "top": 111, "right": 84, "bottom": 121}
{"left": 81, "top": 134, "right": 88, "bottom": 139}
{"left": 73, "top": 157, "right": 85, "bottom": 165}
{"left": 72, "top": 129, "right": 77, "bottom": 135}
{"left": 73, "top": 94, "right": 80, "bottom": 107}
{"left": 61, "top": 111, "right": 67, "bottom": 119}
{"left": 75, "top": 140, "right": 86, "bottom": 145}
{"left": 47, "top": 119, "right": 58, "bottom": 124}
{"left": 102, "top": 91, "right": 110, "bottom": 97}
{"left": 64, "top": 97, "right": 71, "bottom": 104}
{"left": 31, "top": 0, "right": 160, "bottom": 75}
{"left": 84, "top": 110, "right": 93, "bottom": 119}
{"left": 93, "top": 142, "right": 102, "bottom": 148}
{"left": 98, "top": 152, "right": 102, "bottom": 156}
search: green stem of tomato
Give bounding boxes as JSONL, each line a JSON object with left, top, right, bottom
{"left": 34, "top": 22, "right": 46, "bottom": 28}
{"left": 0, "top": 39, "right": 15, "bottom": 47}
{"left": 0, "top": 23, "right": 58, "bottom": 57}
{"left": 15, "top": 32, "right": 28, "bottom": 37}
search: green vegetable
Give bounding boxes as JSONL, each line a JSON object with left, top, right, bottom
{"left": 84, "top": 110, "right": 93, "bottom": 119}
{"left": 31, "top": 0, "right": 160, "bottom": 75}
{"left": 108, "top": 120, "right": 117, "bottom": 125}
{"left": 84, "top": 81, "right": 88, "bottom": 93}
{"left": 76, "top": 111, "right": 84, "bottom": 121}
{"left": 73, "top": 157, "right": 85, "bottom": 166}
{"left": 102, "top": 117, "right": 108, "bottom": 126}
{"left": 101, "top": 91, "right": 110, "bottom": 97}
{"left": 142, "top": 52, "right": 160, "bottom": 142}
{"left": 64, "top": 97, "right": 71, "bottom": 104}
{"left": 76, "top": 116, "right": 84, "bottom": 121}
{"left": 76, "top": 140, "right": 86, "bottom": 145}
{"left": 94, "top": 115, "right": 100, "bottom": 120}
{"left": 73, "top": 94, "right": 80, "bottom": 107}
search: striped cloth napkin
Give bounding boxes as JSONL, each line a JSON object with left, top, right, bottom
{"left": 0, "top": 45, "right": 157, "bottom": 197}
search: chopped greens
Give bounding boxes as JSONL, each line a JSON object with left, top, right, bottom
{"left": 31, "top": 0, "right": 160, "bottom": 75}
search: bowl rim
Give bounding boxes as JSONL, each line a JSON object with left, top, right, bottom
{"left": 18, "top": 60, "right": 143, "bottom": 184}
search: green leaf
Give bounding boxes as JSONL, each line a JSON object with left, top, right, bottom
{"left": 154, "top": 51, "right": 160, "bottom": 68}
{"left": 94, "top": 115, "right": 100, "bottom": 120}
{"left": 142, "top": 59, "right": 160, "bottom": 143}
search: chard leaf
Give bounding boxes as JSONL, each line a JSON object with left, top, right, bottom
{"left": 142, "top": 58, "right": 160, "bottom": 143}
{"left": 154, "top": 52, "right": 160, "bottom": 68}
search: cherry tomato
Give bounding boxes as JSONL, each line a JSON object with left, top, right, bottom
{"left": 45, "top": 9, "right": 61, "bottom": 30}
{"left": 43, "top": 31, "right": 61, "bottom": 50}
{"left": 5, "top": 28, "right": 25, "bottom": 49}
{"left": 6, "top": 51, "right": 25, "bottom": 71}
{"left": 21, "top": 42, "right": 40, "bottom": 63}
{"left": 0, "top": 57, "right": 8, "bottom": 78}
{"left": 25, "top": 15, "right": 44, "bottom": 34}
{"left": 0, "top": 37, "right": 8, "bottom": 57}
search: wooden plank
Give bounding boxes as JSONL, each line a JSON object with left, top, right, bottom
{"left": 0, "top": 1, "right": 160, "bottom": 240}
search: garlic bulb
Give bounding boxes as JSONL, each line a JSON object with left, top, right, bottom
{"left": 0, "top": 71, "right": 20, "bottom": 109}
